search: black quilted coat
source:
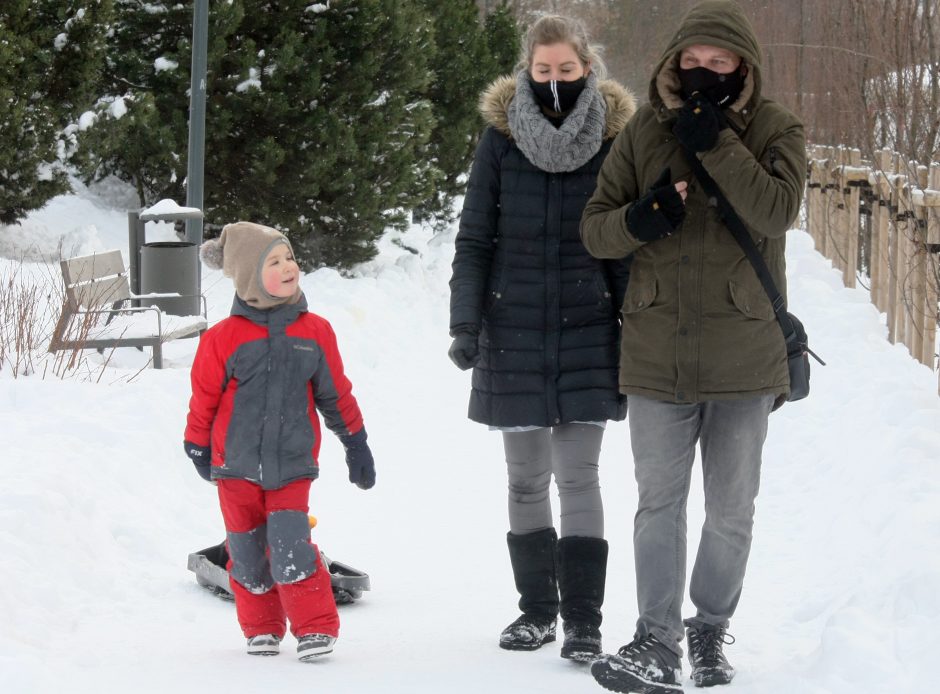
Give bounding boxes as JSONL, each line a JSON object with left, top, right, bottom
{"left": 449, "top": 75, "right": 636, "bottom": 427}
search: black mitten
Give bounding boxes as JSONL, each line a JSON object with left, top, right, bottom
{"left": 673, "top": 94, "right": 728, "bottom": 153}
{"left": 626, "top": 167, "right": 686, "bottom": 243}
{"left": 340, "top": 427, "right": 376, "bottom": 490}
{"left": 183, "top": 441, "right": 212, "bottom": 482}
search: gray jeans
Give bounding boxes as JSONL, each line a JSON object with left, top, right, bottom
{"left": 503, "top": 423, "right": 605, "bottom": 538}
{"left": 629, "top": 394, "right": 774, "bottom": 655}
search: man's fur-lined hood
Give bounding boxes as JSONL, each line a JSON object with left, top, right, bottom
{"left": 650, "top": 0, "right": 762, "bottom": 118}
{"left": 479, "top": 74, "right": 637, "bottom": 141}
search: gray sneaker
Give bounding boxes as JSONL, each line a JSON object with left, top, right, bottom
{"left": 686, "top": 624, "right": 735, "bottom": 687}
{"left": 591, "top": 633, "right": 683, "bottom": 693}
{"left": 246, "top": 633, "right": 280, "bottom": 656}
{"left": 297, "top": 633, "right": 336, "bottom": 661}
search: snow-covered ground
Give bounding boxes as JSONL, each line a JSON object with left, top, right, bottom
{"left": 1, "top": 182, "right": 937, "bottom": 693}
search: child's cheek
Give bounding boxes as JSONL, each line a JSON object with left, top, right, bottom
{"left": 261, "top": 270, "right": 279, "bottom": 295}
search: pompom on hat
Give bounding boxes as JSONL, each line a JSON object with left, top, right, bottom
{"left": 200, "top": 221, "right": 299, "bottom": 308}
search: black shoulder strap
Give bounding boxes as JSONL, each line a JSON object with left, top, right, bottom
{"left": 681, "top": 147, "right": 797, "bottom": 341}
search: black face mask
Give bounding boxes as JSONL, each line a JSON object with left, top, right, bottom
{"left": 678, "top": 66, "right": 746, "bottom": 107}
{"left": 529, "top": 76, "right": 587, "bottom": 113}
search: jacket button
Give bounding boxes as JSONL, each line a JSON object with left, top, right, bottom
{"left": 679, "top": 327, "right": 688, "bottom": 336}
{"left": 681, "top": 255, "right": 690, "bottom": 264}
{"left": 677, "top": 391, "right": 686, "bottom": 400}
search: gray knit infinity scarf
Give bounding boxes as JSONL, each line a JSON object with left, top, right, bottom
{"left": 507, "top": 70, "right": 606, "bottom": 173}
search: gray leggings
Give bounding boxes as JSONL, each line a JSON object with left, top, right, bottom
{"left": 502, "top": 423, "right": 605, "bottom": 539}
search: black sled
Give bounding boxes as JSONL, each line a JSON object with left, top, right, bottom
{"left": 187, "top": 541, "right": 371, "bottom": 605}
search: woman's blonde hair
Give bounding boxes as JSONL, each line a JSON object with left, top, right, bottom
{"left": 517, "top": 14, "right": 607, "bottom": 79}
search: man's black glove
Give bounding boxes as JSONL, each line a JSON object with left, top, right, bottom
{"left": 340, "top": 427, "right": 376, "bottom": 490}
{"left": 184, "top": 441, "right": 212, "bottom": 482}
{"left": 673, "top": 94, "right": 728, "bottom": 153}
{"left": 448, "top": 329, "right": 480, "bottom": 371}
{"left": 626, "top": 167, "right": 685, "bottom": 243}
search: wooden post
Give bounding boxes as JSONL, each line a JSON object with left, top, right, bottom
{"left": 897, "top": 174, "right": 917, "bottom": 355}
{"left": 910, "top": 167, "right": 928, "bottom": 365}
{"left": 808, "top": 155, "right": 823, "bottom": 250}
{"left": 870, "top": 150, "right": 894, "bottom": 314}
{"left": 887, "top": 163, "right": 905, "bottom": 345}
{"left": 830, "top": 147, "right": 848, "bottom": 279}
{"left": 821, "top": 146, "right": 837, "bottom": 260}
{"left": 925, "top": 164, "right": 940, "bottom": 379}
{"left": 837, "top": 149, "right": 864, "bottom": 288}
{"left": 828, "top": 149, "right": 840, "bottom": 260}
{"left": 806, "top": 149, "right": 817, "bottom": 245}
{"left": 814, "top": 144, "right": 828, "bottom": 251}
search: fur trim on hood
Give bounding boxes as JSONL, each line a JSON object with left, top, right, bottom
{"left": 479, "top": 74, "right": 637, "bottom": 141}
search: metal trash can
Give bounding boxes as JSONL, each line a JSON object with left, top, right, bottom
{"left": 139, "top": 241, "right": 200, "bottom": 316}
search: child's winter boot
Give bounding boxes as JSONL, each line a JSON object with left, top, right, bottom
{"left": 246, "top": 633, "right": 280, "bottom": 656}
{"left": 297, "top": 633, "right": 336, "bottom": 661}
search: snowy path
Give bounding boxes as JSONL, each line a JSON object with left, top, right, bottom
{"left": 1, "top": 215, "right": 938, "bottom": 693}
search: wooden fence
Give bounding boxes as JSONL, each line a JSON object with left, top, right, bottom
{"left": 805, "top": 145, "right": 940, "bottom": 392}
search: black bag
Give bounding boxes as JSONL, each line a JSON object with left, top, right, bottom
{"left": 783, "top": 312, "right": 810, "bottom": 401}
{"left": 680, "top": 147, "right": 824, "bottom": 405}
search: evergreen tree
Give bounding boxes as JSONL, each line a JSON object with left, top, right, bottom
{"left": 0, "top": 0, "right": 111, "bottom": 225}
{"left": 75, "top": 0, "right": 437, "bottom": 270}
{"left": 73, "top": 0, "right": 241, "bottom": 213}
{"left": 484, "top": 1, "right": 521, "bottom": 77}
{"left": 412, "top": 0, "right": 495, "bottom": 225}
{"left": 213, "top": 0, "right": 437, "bottom": 269}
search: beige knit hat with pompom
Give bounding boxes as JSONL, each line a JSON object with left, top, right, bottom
{"left": 200, "top": 221, "right": 298, "bottom": 308}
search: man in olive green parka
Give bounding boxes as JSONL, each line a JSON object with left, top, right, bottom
{"left": 581, "top": 2, "right": 806, "bottom": 692}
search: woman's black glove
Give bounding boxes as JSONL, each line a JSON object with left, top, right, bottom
{"left": 448, "top": 329, "right": 480, "bottom": 371}
{"left": 673, "top": 94, "right": 728, "bottom": 153}
{"left": 626, "top": 167, "right": 685, "bottom": 243}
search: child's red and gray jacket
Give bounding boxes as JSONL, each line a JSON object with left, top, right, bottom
{"left": 185, "top": 293, "right": 364, "bottom": 490}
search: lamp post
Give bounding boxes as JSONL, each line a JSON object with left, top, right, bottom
{"left": 185, "top": 0, "right": 209, "bottom": 250}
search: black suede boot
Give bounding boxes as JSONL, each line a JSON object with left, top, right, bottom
{"left": 499, "top": 528, "right": 559, "bottom": 651}
{"left": 557, "top": 536, "right": 608, "bottom": 662}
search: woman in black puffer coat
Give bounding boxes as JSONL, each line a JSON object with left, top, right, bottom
{"left": 448, "top": 14, "right": 635, "bottom": 663}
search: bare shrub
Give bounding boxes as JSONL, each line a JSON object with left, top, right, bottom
{"left": 0, "top": 257, "right": 128, "bottom": 380}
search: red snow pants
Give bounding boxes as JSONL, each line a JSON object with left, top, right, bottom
{"left": 217, "top": 478, "right": 339, "bottom": 639}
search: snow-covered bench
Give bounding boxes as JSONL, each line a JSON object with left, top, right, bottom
{"left": 48, "top": 249, "right": 207, "bottom": 369}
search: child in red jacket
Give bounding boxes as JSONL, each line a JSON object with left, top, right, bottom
{"left": 184, "top": 221, "right": 375, "bottom": 661}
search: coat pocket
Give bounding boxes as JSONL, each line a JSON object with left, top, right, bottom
{"left": 728, "top": 279, "right": 774, "bottom": 321}
{"left": 621, "top": 277, "right": 657, "bottom": 314}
